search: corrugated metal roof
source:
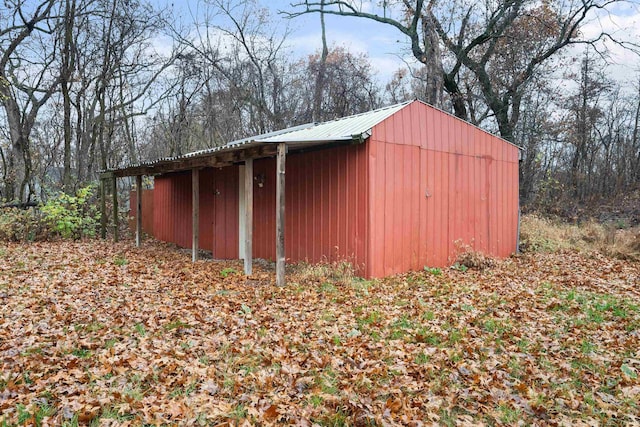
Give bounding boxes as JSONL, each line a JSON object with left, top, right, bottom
{"left": 256, "top": 101, "right": 409, "bottom": 143}
{"left": 186, "top": 122, "right": 315, "bottom": 157}
{"left": 106, "top": 101, "right": 411, "bottom": 173}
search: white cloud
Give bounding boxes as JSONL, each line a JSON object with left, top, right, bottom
{"left": 370, "top": 54, "right": 417, "bottom": 82}
{"left": 151, "top": 34, "right": 175, "bottom": 59}
{"left": 578, "top": 6, "right": 640, "bottom": 84}
{"left": 287, "top": 32, "right": 323, "bottom": 55}
{"left": 287, "top": 28, "right": 413, "bottom": 83}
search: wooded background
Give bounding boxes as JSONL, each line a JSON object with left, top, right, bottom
{"left": 1, "top": 0, "right": 638, "bottom": 217}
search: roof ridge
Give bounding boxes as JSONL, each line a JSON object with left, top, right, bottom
{"left": 314, "top": 100, "right": 412, "bottom": 125}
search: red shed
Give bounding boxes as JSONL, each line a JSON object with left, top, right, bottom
{"left": 114, "top": 100, "right": 520, "bottom": 281}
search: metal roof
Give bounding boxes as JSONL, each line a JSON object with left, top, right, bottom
{"left": 256, "top": 101, "right": 409, "bottom": 143}
{"left": 175, "top": 100, "right": 409, "bottom": 154}
{"left": 184, "top": 122, "right": 315, "bottom": 158}
{"left": 105, "top": 101, "right": 412, "bottom": 175}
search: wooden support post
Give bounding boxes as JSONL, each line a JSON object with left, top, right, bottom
{"left": 275, "top": 143, "right": 286, "bottom": 286}
{"left": 192, "top": 168, "right": 200, "bottom": 262}
{"left": 244, "top": 158, "right": 253, "bottom": 276}
{"left": 100, "top": 178, "right": 107, "bottom": 239}
{"left": 112, "top": 175, "right": 119, "bottom": 243}
{"left": 135, "top": 175, "right": 143, "bottom": 247}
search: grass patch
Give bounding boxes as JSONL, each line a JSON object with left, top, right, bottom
{"left": 164, "top": 319, "right": 191, "bottom": 330}
{"left": 424, "top": 266, "right": 442, "bottom": 276}
{"left": 71, "top": 348, "right": 92, "bottom": 358}
{"left": 414, "top": 351, "right": 430, "bottom": 365}
{"left": 319, "top": 282, "right": 337, "bottom": 293}
{"left": 113, "top": 256, "right": 128, "bottom": 266}
{"left": 134, "top": 323, "right": 146, "bottom": 336}
{"left": 292, "top": 259, "right": 356, "bottom": 285}
{"left": 520, "top": 214, "right": 640, "bottom": 260}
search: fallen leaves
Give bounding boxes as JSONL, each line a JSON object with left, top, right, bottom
{"left": 0, "top": 241, "right": 638, "bottom": 425}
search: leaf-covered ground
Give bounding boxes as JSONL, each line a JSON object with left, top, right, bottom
{"left": 0, "top": 241, "right": 639, "bottom": 426}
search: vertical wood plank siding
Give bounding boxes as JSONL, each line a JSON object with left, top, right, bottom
{"left": 211, "top": 165, "right": 239, "bottom": 259}
{"left": 146, "top": 144, "right": 368, "bottom": 271}
{"left": 252, "top": 144, "right": 368, "bottom": 272}
{"left": 151, "top": 167, "right": 239, "bottom": 259}
{"left": 366, "top": 102, "right": 519, "bottom": 277}
{"left": 154, "top": 172, "right": 192, "bottom": 249}
{"left": 128, "top": 189, "right": 154, "bottom": 236}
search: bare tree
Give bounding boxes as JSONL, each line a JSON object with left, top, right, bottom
{"left": 0, "top": 0, "right": 59, "bottom": 202}
{"left": 293, "top": 46, "right": 380, "bottom": 122}
{"left": 68, "top": 0, "right": 176, "bottom": 182}
{"left": 566, "top": 50, "right": 609, "bottom": 198}
{"left": 165, "top": 0, "right": 296, "bottom": 145}
{"left": 312, "top": 0, "right": 329, "bottom": 122}
{"left": 286, "top": 0, "right": 638, "bottom": 142}
{"left": 631, "top": 78, "right": 640, "bottom": 186}
{"left": 60, "top": 0, "right": 77, "bottom": 192}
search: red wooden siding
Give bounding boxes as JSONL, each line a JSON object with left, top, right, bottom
{"left": 146, "top": 144, "right": 368, "bottom": 268}
{"left": 367, "top": 101, "right": 519, "bottom": 277}
{"left": 128, "top": 189, "right": 154, "bottom": 235}
{"left": 210, "top": 166, "right": 239, "bottom": 259}
{"left": 153, "top": 172, "right": 192, "bottom": 248}
{"left": 252, "top": 144, "right": 368, "bottom": 271}
{"left": 198, "top": 169, "right": 214, "bottom": 252}
{"left": 151, "top": 168, "right": 239, "bottom": 259}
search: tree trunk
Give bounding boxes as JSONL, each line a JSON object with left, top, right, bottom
{"left": 1, "top": 95, "right": 28, "bottom": 202}
{"left": 62, "top": 0, "right": 77, "bottom": 192}
{"left": 421, "top": 14, "right": 443, "bottom": 108}
{"left": 312, "top": 0, "right": 328, "bottom": 122}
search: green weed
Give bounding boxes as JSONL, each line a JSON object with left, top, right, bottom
{"left": 424, "top": 266, "right": 442, "bottom": 276}
{"left": 113, "top": 256, "right": 128, "bottom": 266}
{"left": 71, "top": 348, "right": 92, "bottom": 358}
{"left": 164, "top": 319, "right": 191, "bottom": 330}
{"left": 357, "top": 310, "right": 382, "bottom": 328}
{"left": 414, "top": 352, "right": 430, "bottom": 365}
{"left": 229, "top": 404, "right": 247, "bottom": 420}
{"left": 450, "top": 263, "right": 468, "bottom": 272}
{"left": 220, "top": 268, "right": 237, "bottom": 278}
{"left": 621, "top": 364, "right": 638, "bottom": 379}
{"left": 318, "top": 367, "right": 340, "bottom": 395}
{"left": 309, "top": 395, "right": 323, "bottom": 407}
{"left": 498, "top": 404, "right": 520, "bottom": 424}
{"left": 134, "top": 323, "right": 146, "bottom": 337}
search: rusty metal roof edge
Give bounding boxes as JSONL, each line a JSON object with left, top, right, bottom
{"left": 101, "top": 123, "right": 317, "bottom": 174}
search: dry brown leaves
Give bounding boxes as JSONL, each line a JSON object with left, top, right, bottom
{"left": 0, "top": 241, "right": 639, "bottom": 426}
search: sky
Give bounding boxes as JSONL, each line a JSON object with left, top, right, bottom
{"left": 164, "top": 0, "right": 416, "bottom": 82}
{"left": 271, "top": 1, "right": 414, "bottom": 81}
{"left": 159, "top": 0, "right": 640, "bottom": 89}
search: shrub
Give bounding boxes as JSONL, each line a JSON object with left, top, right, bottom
{"left": 606, "top": 230, "right": 640, "bottom": 261}
{"left": 518, "top": 214, "right": 563, "bottom": 252}
{"left": 41, "top": 184, "right": 100, "bottom": 239}
{"left": 0, "top": 184, "right": 101, "bottom": 242}
{"left": 0, "top": 207, "right": 42, "bottom": 241}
